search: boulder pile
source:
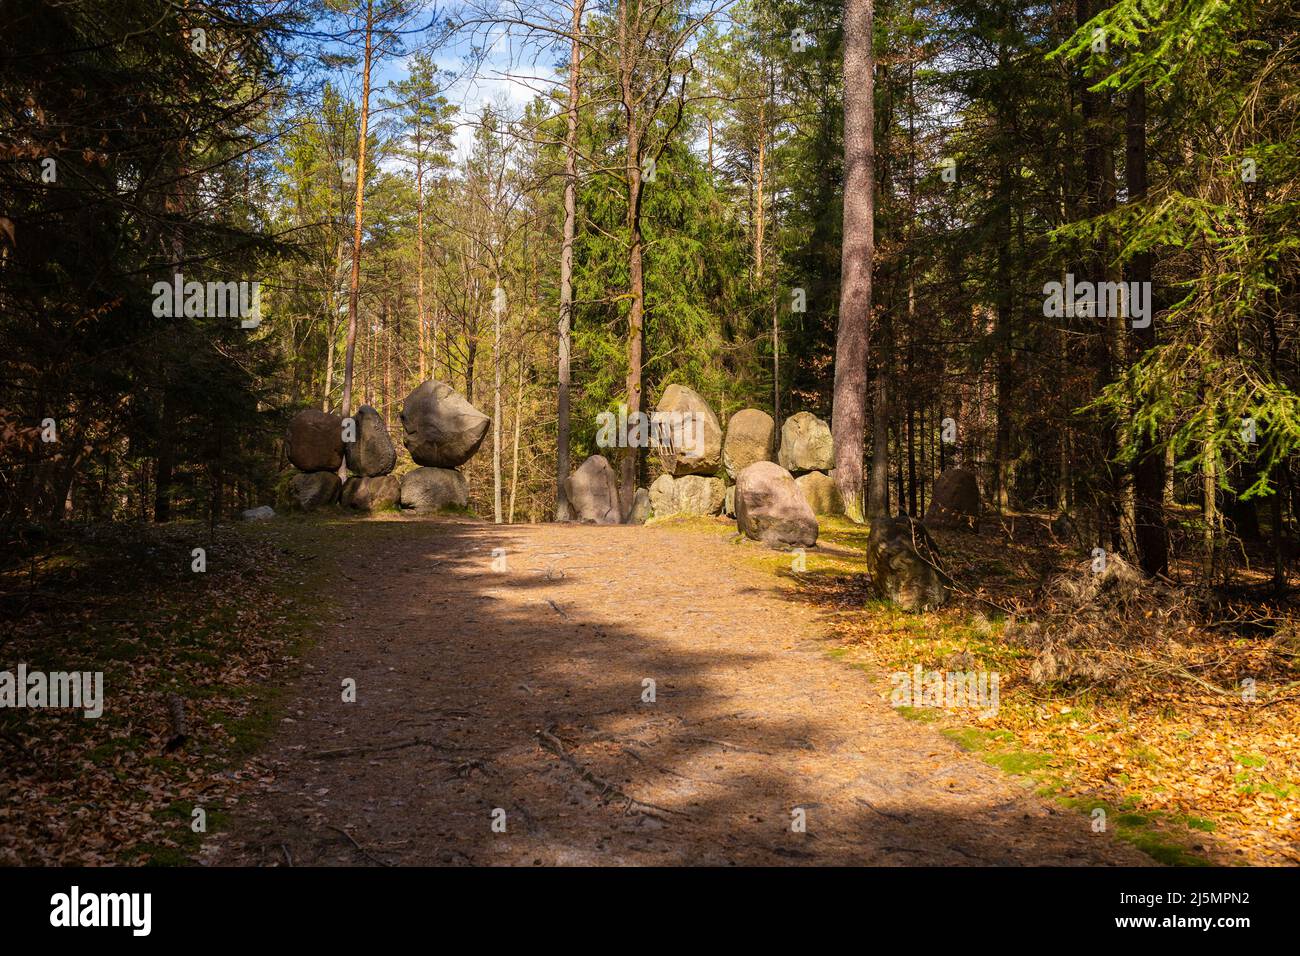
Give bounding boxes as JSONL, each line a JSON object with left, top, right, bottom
{"left": 655, "top": 384, "right": 722, "bottom": 476}
{"left": 283, "top": 409, "right": 344, "bottom": 511}
{"left": 777, "top": 411, "right": 840, "bottom": 516}
{"left": 342, "top": 404, "right": 400, "bottom": 512}
{"left": 734, "top": 460, "right": 818, "bottom": 549}
{"left": 636, "top": 386, "right": 728, "bottom": 520}
{"left": 398, "top": 380, "right": 489, "bottom": 514}
{"left": 722, "top": 408, "right": 775, "bottom": 479}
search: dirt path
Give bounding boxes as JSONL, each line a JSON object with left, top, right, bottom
{"left": 210, "top": 519, "right": 1151, "bottom": 866}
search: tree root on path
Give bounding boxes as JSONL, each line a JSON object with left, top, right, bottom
{"left": 310, "top": 737, "right": 466, "bottom": 760}
{"left": 853, "top": 795, "right": 911, "bottom": 825}
{"left": 536, "top": 727, "right": 689, "bottom": 821}
{"left": 325, "top": 824, "right": 393, "bottom": 867}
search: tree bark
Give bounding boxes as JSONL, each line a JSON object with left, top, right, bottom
{"left": 832, "top": 0, "right": 874, "bottom": 523}
{"left": 556, "top": 0, "right": 584, "bottom": 521}
{"left": 340, "top": 0, "right": 374, "bottom": 435}
{"left": 616, "top": 0, "right": 647, "bottom": 513}
{"left": 416, "top": 120, "right": 427, "bottom": 383}
{"left": 1127, "top": 82, "right": 1168, "bottom": 575}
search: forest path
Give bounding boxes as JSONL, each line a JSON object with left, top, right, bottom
{"left": 210, "top": 518, "right": 1150, "bottom": 866}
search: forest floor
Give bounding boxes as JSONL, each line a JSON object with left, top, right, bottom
{"left": 2, "top": 512, "right": 1295, "bottom": 866}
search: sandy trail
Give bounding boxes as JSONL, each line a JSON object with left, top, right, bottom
{"left": 211, "top": 519, "right": 1150, "bottom": 866}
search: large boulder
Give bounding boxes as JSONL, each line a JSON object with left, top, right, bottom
{"left": 734, "top": 461, "right": 818, "bottom": 549}
{"left": 400, "top": 380, "right": 490, "bottom": 468}
{"left": 287, "top": 471, "right": 340, "bottom": 511}
{"left": 342, "top": 474, "right": 400, "bottom": 511}
{"left": 399, "top": 467, "right": 468, "bottom": 514}
{"left": 654, "top": 384, "right": 722, "bottom": 476}
{"left": 777, "top": 411, "right": 834, "bottom": 474}
{"left": 924, "top": 467, "right": 981, "bottom": 532}
{"left": 796, "top": 470, "right": 843, "bottom": 516}
{"left": 344, "top": 405, "right": 397, "bottom": 477}
{"left": 724, "top": 485, "right": 735, "bottom": 518}
{"left": 286, "top": 409, "right": 344, "bottom": 472}
{"left": 564, "top": 454, "right": 621, "bottom": 524}
{"left": 626, "top": 487, "right": 652, "bottom": 525}
{"left": 866, "top": 516, "right": 947, "bottom": 611}
{"left": 241, "top": 505, "right": 275, "bottom": 521}
{"left": 722, "top": 408, "right": 776, "bottom": 479}
{"left": 649, "top": 473, "right": 725, "bottom": 516}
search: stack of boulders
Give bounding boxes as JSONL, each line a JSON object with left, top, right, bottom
{"left": 722, "top": 408, "right": 776, "bottom": 518}
{"left": 341, "top": 405, "right": 399, "bottom": 510}
{"left": 397, "top": 380, "right": 489, "bottom": 514}
{"left": 778, "top": 411, "right": 842, "bottom": 517}
{"left": 647, "top": 384, "right": 725, "bottom": 518}
{"left": 284, "top": 409, "right": 345, "bottom": 511}
{"left": 557, "top": 390, "right": 830, "bottom": 551}
{"left": 283, "top": 404, "right": 401, "bottom": 512}
{"left": 721, "top": 407, "right": 822, "bottom": 550}
{"left": 734, "top": 460, "right": 819, "bottom": 549}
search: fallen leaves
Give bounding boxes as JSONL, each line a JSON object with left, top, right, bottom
{"left": 0, "top": 521, "right": 322, "bottom": 865}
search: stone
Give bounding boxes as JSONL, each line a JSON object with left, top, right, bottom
{"left": 866, "top": 516, "right": 947, "bottom": 611}
{"left": 626, "top": 487, "right": 652, "bottom": 525}
{"left": 399, "top": 380, "right": 490, "bottom": 468}
{"left": 734, "top": 460, "right": 818, "bottom": 549}
{"left": 653, "top": 384, "right": 722, "bottom": 476}
{"left": 341, "top": 474, "right": 400, "bottom": 511}
{"left": 399, "top": 467, "right": 468, "bottom": 514}
{"left": 777, "top": 411, "right": 834, "bottom": 474}
{"left": 344, "top": 404, "right": 397, "bottom": 477}
{"left": 287, "top": 471, "right": 340, "bottom": 511}
{"left": 795, "top": 470, "right": 843, "bottom": 516}
{"left": 722, "top": 408, "right": 776, "bottom": 479}
{"left": 924, "top": 467, "right": 981, "bottom": 532}
{"left": 724, "top": 485, "right": 735, "bottom": 517}
{"left": 286, "top": 409, "right": 344, "bottom": 472}
{"left": 649, "top": 473, "right": 725, "bottom": 516}
{"left": 564, "top": 454, "right": 621, "bottom": 524}
{"left": 241, "top": 505, "right": 275, "bottom": 521}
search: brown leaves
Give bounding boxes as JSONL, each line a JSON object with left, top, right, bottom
{"left": 0, "top": 523, "right": 310, "bottom": 865}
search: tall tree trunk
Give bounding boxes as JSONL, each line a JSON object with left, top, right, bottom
{"left": 616, "top": 0, "right": 646, "bottom": 515}
{"left": 493, "top": 280, "right": 503, "bottom": 524}
{"left": 416, "top": 125, "right": 428, "bottom": 383}
{"left": 832, "top": 0, "right": 875, "bottom": 523}
{"left": 340, "top": 0, "right": 374, "bottom": 438}
{"left": 906, "top": 395, "right": 917, "bottom": 516}
{"left": 755, "top": 98, "right": 766, "bottom": 279}
{"left": 1127, "top": 82, "right": 1168, "bottom": 575}
{"left": 869, "top": 360, "right": 889, "bottom": 517}
{"left": 153, "top": 383, "right": 175, "bottom": 523}
{"left": 509, "top": 356, "right": 525, "bottom": 523}
{"left": 556, "top": 0, "right": 584, "bottom": 520}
